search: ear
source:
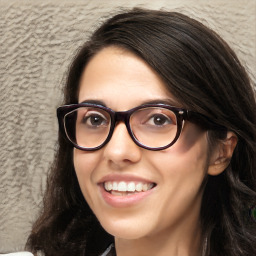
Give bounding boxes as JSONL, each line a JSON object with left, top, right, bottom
{"left": 208, "top": 131, "right": 237, "bottom": 176}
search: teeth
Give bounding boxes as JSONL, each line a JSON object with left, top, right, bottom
{"left": 118, "top": 182, "right": 126, "bottom": 192}
{"left": 142, "top": 183, "right": 148, "bottom": 192}
{"left": 106, "top": 182, "right": 112, "bottom": 191}
{"left": 127, "top": 182, "right": 135, "bottom": 192}
{"left": 136, "top": 183, "right": 142, "bottom": 192}
{"left": 104, "top": 181, "right": 154, "bottom": 193}
{"left": 113, "top": 182, "right": 118, "bottom": 190}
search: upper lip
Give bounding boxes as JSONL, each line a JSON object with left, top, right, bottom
{"left": 97, "top": 174, "right": 156, "bottom": 185}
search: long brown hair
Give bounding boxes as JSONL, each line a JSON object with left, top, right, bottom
{"left": 26, "top": 8, "right": 256, "bottom": 256}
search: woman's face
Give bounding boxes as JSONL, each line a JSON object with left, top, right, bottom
{"left": 74, "top": 47, "right": 210, "bottom": 241}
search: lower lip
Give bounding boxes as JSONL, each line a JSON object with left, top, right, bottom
{"left": 99, "top": 185, "right": 155, "bottom": 208}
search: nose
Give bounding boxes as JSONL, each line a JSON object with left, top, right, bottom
{"left": 103, "top": 122, "right": 142, "bottom": 168}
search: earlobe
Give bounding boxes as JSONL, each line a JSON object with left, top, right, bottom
{"left": 208, "top": 131, "right": 237, "bottom": 176}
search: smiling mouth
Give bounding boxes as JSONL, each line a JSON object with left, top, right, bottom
{"left": 103, "top": 181, "right": 156, "bottom": 196}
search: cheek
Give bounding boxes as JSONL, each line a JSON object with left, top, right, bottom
{"left": 152, "top": 140, "right": 208, "bottom": 194}
{"left": 173, "top": 125, "right": 210, "bottom": 171}
{"left": 162, "top": 126, "right": 208, "bottom": 165}
{"left": 149, "top": 129, "right": 209, "bottom": 210}
{"left": 73, "top": 149, "right": 101, "bottom": 174}
{"left": 73, "top": 149, "right": 102, "bottom": 201}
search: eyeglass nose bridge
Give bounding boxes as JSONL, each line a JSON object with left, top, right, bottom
{"left": 112, "top": 110, "right": 132, "bottom": 131}
{"left": 115, "top": 111, "right": 128, "bottom": 122}
{"left": 108, "top": 110, "right": 135, "bottom": 143}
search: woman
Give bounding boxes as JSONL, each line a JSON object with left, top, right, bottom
{"left": 26, "top": 8, "right": 256, "bottom": 256}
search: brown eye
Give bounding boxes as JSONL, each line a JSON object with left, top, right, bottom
{"left": 79, "top": 109, "right": 109, "bottom": 128}
{"left": 150, "top": 114, "right": 172, "bottom": 126}
{"left": 84, "top": 114, "right": 106, "bottom": 126}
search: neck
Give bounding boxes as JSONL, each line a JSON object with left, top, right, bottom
{"left": 114, "top": 217, "right": 202, "bottom": 256}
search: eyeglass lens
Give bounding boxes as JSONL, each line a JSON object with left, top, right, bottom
{"left": 64, "top": 106, "right": 178, "bottom": 149}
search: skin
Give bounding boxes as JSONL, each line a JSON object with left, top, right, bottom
{"left": 73, "top": 46, "right": 237, "bottom": 256}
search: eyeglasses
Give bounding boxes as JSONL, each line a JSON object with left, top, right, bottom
{"left": 57, "top": 103, "right": 226, "bottom": 151}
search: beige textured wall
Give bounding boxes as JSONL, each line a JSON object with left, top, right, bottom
{"left": 0, "top": 0, "right": 255, "bottom": 253}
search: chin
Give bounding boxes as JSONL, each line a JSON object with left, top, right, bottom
{"left": 99, "top": 218, "right": 150, "bottom": 240}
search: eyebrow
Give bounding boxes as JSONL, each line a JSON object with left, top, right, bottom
{"left": 80, "top": 98, "right": 180, "bottom": 107}
{"left": 80, "top": 99, "right": 107, "bottom": 106}
{"left": 140, "top": 99, "right": 180, "bottom": 106}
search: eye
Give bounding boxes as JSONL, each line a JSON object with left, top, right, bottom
{"left": 147, "top": 114, "right": 172, "bottom": 126}
{"left": 131, "top": 107, "right": 177, "bottom": 129}
{"left": 86, "top": 115, "right": 106, "bottom": 126}
{"left": 81, "top": 111, "right": 109, "bottom": 127}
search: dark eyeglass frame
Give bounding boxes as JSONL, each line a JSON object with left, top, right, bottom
{"left": 57, "top": 103, "right": 226, "bottom": 151}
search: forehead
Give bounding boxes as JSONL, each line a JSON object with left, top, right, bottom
{"left": 78, "top": 46, "right": 178, "bottom": 110}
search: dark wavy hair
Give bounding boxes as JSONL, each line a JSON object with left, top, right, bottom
{"left": 26, "top": 8, "right": 256, "bottom": 256}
